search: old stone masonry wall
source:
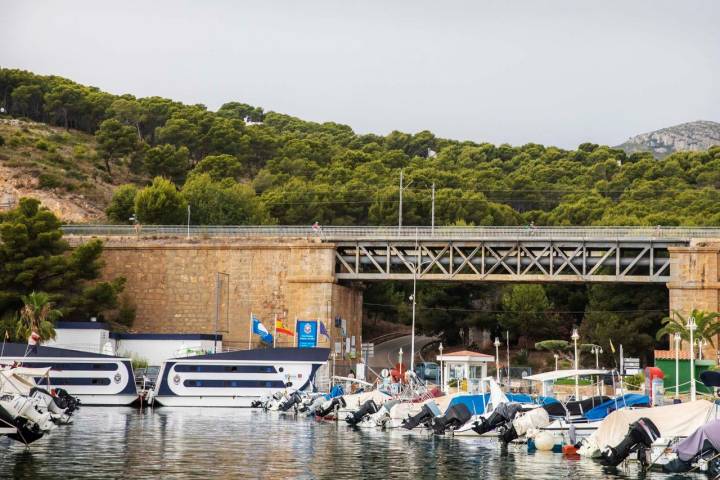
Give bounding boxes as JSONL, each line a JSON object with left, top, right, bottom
{"left": 93, "top": 237, "right": 362, "bottom": 350}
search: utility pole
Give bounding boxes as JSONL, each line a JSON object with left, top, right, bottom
{"left": 399, "top": 169, "right": 403, "bottom": 232}
{"left": 431, "top": 183, "right": 435, "bottom": 235}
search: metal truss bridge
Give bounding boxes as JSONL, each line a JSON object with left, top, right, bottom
{"left": 63, "top": 225, "right": 720, "bottom": 284}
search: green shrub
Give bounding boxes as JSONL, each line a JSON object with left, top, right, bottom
{"left": 0, "top": 134, "right": 5, "bottom": 147}
{"left": 38, "top": 173, "right": 62, "bottom": 189}
{"left": 35, "top": 139, "right": 50, "bottom": 151}
{"left": 624, "top": 372, "right": 645, "bottom": 390}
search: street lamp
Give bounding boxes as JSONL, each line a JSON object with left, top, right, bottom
{"left": 494, "top": 337, "right": 502, "bottom": 384}
{"left": 398, "top": 347, "right": 404, "bottom": 380}
{"left": 673, "top": 332, "right": 681, "bottom": 398}
{"left": 591, "top": 345, "right": 603, "bottom": 396}
{"left": 571, "top": 327, "right": 580, "bottom": 400}
{"left": 408, "top": 245, "right": 432, "bottom": 373}
{"left": 438, "top": 342, "right": 444, "bottom": 392}
{"left": 687, "top": 316, "right": 697, "bottom": 401}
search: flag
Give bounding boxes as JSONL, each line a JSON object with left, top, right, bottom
{"left": 276, "top": 318, "right": 294, "bottom": 337}
{"left": 252, "top": 315, "right": 273, "bottom": 345}
{"left": 609, "top": 338, "right": 615, "bottom": 354}
{"left": 319, "top": 321, "right": 330, "bottom": 340}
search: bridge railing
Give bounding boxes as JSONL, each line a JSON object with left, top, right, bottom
{"left": 60, "top": 225, "right": 720, "bottom": 241}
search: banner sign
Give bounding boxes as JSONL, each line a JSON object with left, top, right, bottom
{"left": 296, "top": 320, "right": 318, "bottom": 349}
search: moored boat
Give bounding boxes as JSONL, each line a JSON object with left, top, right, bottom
{"left": 151, "top": 347, "right": 329, "bottom": 407}
{"left": 0, "top": 343, "right": 138, "bottom": 406}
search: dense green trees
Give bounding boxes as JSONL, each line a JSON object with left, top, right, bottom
{"left": 3, "top": 67, "right": 720, "bottom": 353}
{"left": 0, "top": 198, "right": 126, "bottom": 328}
{"left": 134, "top": 177, "right": 187, "bottom": 224}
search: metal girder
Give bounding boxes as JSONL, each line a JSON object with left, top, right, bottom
{"left": 334, "top": 239, "right": 681, "bottom": 284}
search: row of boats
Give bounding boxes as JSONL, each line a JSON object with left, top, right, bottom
{"left": 4, "top": 340, "right": 720, "bottom": 476}
{"left": 251, "top": 360, "right": 720, "bottom": 476}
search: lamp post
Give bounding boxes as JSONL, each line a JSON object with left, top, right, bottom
{"left": 186, "top": 204, "right": 191, "bottom": 239}
{"left": 408, "top": 245, "right": 432, "bottom": 373}
{"left": 398, "top": 347, "right": 404, "bottom": 380}
{"left": 687, "top": 316, "right": 697, "bottom": 401}
{"left": 673, "top": 332, "right": 681, "bottom": 398}
{"left": 591, "top": 345, "right": 603, "bottom": 396}
{"left": 438, "top": 342, "right": 444, "bottom": 392}
{"left": 494, "top": 337, "right": 501, "bottom": 384}
{"left": 571, "top": 327, "right": 580, "bottom": 400}
{"left": 554, "top": 353, "right": 559, "bottom": 371}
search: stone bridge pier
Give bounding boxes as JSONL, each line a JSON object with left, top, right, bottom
{"left": 668, "top": 241, "right": 720, "bottom": 359}
{"left": 95, "top": 238, "right": 362, "bottom": 352}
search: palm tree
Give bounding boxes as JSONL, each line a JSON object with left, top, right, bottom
{"left": 655, "top": 309, "right": 720, "bottom": 351}
{"left": 15, "top": 291, "right": 62, "bottom": 344}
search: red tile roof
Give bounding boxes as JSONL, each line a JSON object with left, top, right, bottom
{"left": 654, "top": 349, "right": 694, "bottom": 360}
{"left": 442, "top": 350, "right": 495, "bottom": 358}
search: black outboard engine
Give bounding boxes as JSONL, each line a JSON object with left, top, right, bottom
{"left": 401, "top": 404, "right": 436, "bottom": 430}
{"left": 472, "top": 403, "right": 522, "bottom": 436}
{"left": 431, "top": 403, "right": 472, "bottom": 435}
{"left": 345, "top": 399, "right": 379, "bottom": 426}
{"left": 315, "top": 396, "right": 346, "bottom": 417}
{"left": 600, "top": 418, "right": 661, "bottom": 467}
{"left": 278, "top": 392, "right": 302, "bottom": 412}
{"left": 55, "top": 388, "right": 80, "bottom": 413}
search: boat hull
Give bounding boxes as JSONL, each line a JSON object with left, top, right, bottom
{"left": 152, "top": 347, "right": 329, "bottom": 408}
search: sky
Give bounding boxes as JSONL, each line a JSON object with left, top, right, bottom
{"left": 1, "top": 0, "right": 719, "bottom": 149}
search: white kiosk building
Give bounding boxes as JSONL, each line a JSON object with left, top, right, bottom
{"left": 436, "top": 350, "right": 494, "bottom": 393}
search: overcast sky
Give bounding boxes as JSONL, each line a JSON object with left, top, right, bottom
{"left": 1, "top": 0, "right": 718, "bottom": 148}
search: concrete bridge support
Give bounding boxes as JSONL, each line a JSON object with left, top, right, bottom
{"left": 668, "top": 242, "right": 720, "bottom": 359}
{"left": 97, "top": 238, "right": 362, "bottom": 351}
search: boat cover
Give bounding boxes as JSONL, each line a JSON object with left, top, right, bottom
{"left": 700, "top": 371, "right": 720, "bottom": 388}
{"left": 674, "top": 419, "right": 720, "bottom": 461}
{"left": 343, "top": 390, "right": 392, "bottom": 409}
{"left": 583, "top": 394, "right": 650, "bottom": 421}
{"left": 581, "top": 400, "right": 719, "bottom": 456}
{"left": 0, "top": 368, "right": 44, "bottom": 395}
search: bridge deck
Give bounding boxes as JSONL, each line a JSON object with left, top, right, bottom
{"left": 62, "top": 225, "right": 720, "bottom": 284}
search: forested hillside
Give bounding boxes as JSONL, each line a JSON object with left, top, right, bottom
{"left": 1, "top": 67, "right": 718, "bottom": 362}
{"left": 2, "top": 68, "right": 719, "bottom": 227}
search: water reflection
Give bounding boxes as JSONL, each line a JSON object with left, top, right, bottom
{"left": 0, "top": 408, "right": 706, "bottom": 479}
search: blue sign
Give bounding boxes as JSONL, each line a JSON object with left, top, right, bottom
{"left": 296, "top": 320, "right": 318, "bottom": 349}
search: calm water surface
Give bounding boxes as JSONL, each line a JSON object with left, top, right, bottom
{"left": 0, "top": 407, "right": 704, "bottom": 479}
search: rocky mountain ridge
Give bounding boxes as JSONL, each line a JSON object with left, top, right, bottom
{"left": 616, "top": 120, "right": 720, "bottom": 158}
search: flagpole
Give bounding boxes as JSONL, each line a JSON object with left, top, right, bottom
{"left": 248, "top": 312, "right": 252, "bottom": 350}
{"left": 273, "top": 313, "right": 277, "bottom": 349}
{"left": 295, "top": 318, "right": 298, "bottom": 347}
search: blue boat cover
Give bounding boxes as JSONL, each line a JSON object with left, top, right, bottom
{"left": 583, "top": 393, "right": 650, "bottom": 421}
{"left": 324, "top": 384, "right": 344, "bottom": 400}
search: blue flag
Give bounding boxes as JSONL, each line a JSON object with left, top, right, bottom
{"left": 252, "top": 315, "right": 273, "bottom": 345}
{"left": 319, "top": 321, "right": 331, "bottom": 340}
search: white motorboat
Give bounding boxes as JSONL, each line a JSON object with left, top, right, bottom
{"left": 1, "top": 343, "right": 138, "bottom": 406}
{"left": 152, "top": 347, "right": 329, "bottom": 407}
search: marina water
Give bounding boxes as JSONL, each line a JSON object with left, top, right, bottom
{"left": 0, "top": 407, "right": 705, "bottom": 479}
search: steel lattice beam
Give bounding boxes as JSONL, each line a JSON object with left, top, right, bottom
{"left": 334, "top": 240, "right": 679, "bottom": 283}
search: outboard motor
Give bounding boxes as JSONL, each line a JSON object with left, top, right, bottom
{"left": 401, "top": 403, "right": 441, "bottom": 430}
{"left": 472, "top": 403, "right": 522, "bottom": 436}
{"left": 600, "top": 418, "right": 661, "bottom": 467}
{"left": 55, "top": 388, "right": 80, "bottom": 413}
{"left": 278, "top": 392, "right": 302, "bottom": 412}
{"left": 316, "top": 396, "right": 346, "bottom": 417}
{"left": 345, "top": 399, "right": 379, "bottom": 426}
{"left": 431, "top": 403, "right": 472, "bottom": 435}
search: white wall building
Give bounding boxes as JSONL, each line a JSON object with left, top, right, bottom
{"left": 45, "top": 322, "right": 223, "bottom": 366}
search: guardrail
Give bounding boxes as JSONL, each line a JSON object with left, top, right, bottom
{"left": 60, "top": 224, "right": 720, "bottom": 241}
